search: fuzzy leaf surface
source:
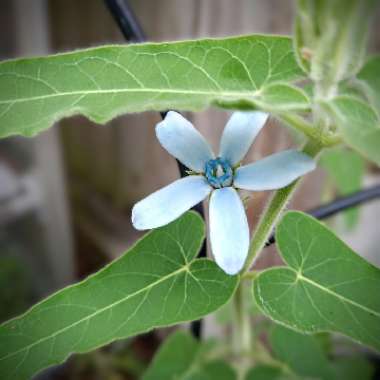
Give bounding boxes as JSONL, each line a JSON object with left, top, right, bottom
{"left": 357, "top": 55, "right": 380, "bottom": 113}
{"left": 0, "top": 35, "right": 307, "bottom": 137}
{"left": 253, "top": 211, "right": 380, "bottom": 352}
{"left": 0, "top": 212, "right": 238, "bottom": 380}
{"left": 324, "top": 96, "right": 380, "bottom": 166}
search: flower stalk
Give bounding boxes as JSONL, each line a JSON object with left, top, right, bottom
{"left": 232, "top": 139, "right": 323, "bottom": 369}
{"left": 233, "top": 281, "right": 251, "bottom": 355}
{"left": 278, "top": 112, "right": 342, "bottom": 147}
{"left": 242, "top": 138, "right": 323, "bottom": 274}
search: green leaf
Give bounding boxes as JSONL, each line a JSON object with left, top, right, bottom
{"left": 143, "top": 330, "right": 236, "bottom": 380}
{"left": 0, "top": 35, "right": 307, "bottom": 138}
{"left": 245, "top": 365, "right": 294, "bottom": 380}
{"left": 187, "top": 361, "right": 236, "bottom": 380}
{"left": 268, "top": 325, "right": 374, "bottom": 380}
{"left": 332, "top": 357, "right": 374, "bottom": 380}
{"left": 320, "top": 148, "right": 365, "bottom": 229}
{"left": 253, "top": 211, "right": 380, "bottom": 352}
{"left": 314, "top": 332, "right": 333, "bottom": 355}
{"left": 338, "top": 80, "right": 369, "bottom": 103}
{"left": 0, "top": 212, "right": 238, "bottom": 380}
{"left": 357, "top": 55, "right": 380, "bottom": 114}
{"left": 216, "top": 83, "right": 309, "bottom": 112}
{"left": 323, "top": 95, "right": 380, "bottom": 166}
{"left": 0, "top": 256, "right": 30, "bottom": 322}
{"left": 270, "top": 325, "right": 336, "bottom": 380}
{"left": 143, "top": 331, "right": 198, "bottom": 380}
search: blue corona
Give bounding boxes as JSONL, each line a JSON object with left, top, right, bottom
{"left": 205, "top": 157, "right": 233, "bottom": 188}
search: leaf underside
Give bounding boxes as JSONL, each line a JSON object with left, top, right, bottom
{"left": 269, "top": 325, "right": 374, "bottom": 380}
{"left": 143, "top": 330, "right": 236, "bottom": 380}
{"left": 325, "top": 95, "right": 380, "bottom": 166}
{"left": 253, "top": 211, "right": 380, "bottom": 352}
{"left": 0, "top": 35, "right": 308, "bottom": 138}
{"left": 0, "top": 212, "right": 238, "bottom": 380}
{"left": 357, "top": 55, "right": 380, "bottom": 114}
{"left": 270, "top": 325, "right": 336, "bottom": 380}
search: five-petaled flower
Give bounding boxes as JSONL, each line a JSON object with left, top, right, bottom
{"left": 132, "top": 111, "right": 316, "bottom": 275}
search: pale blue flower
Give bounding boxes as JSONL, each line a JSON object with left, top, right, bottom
{"left": 132, "top": 111, "right": 316, "bottom": 275}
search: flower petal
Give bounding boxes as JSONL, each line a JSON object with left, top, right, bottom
{"left": 132, "top": 176, "right": 212, "bottom": 230}
{"left": 209, "top": 187, "right": 249, "bottom": 275}
{"left": 156, "top": 111, "right": 214, "bottom": 172}
{"left": 234, "top": 150, "right": 316, "bottom": 191}
{"left": 219, "top": 111, "right": 268, "bottom": 165}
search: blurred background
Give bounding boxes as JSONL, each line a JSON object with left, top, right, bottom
{"left": 1, "top": 0, "right": 380, "bottom": 379}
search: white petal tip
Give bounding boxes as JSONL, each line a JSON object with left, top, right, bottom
{"left": 234, "top": 110, "right": 269, "bottom": 121}
{"left": 155, "top": 112, "right": 213, "bottom": 172}
{"left": 131, "top": 206, "right": 149, "bottom": 230}
{"left": 252, "top": 111, "right": 269, "bottom": 123}
{"left": 158, "top": 111, "right": 180, "bottom": 123}
{"left": 240, "top": 111, "right": 269, "bottom": 128}
{"left": 131, "top": 177, "right": 211, "bottom": 231}
{"left": 219, "top": 260, "right": 243, "bottom": 275}
{"left": 220, "top": 111, "right": 270, "bottom": 165}
{"left": 155, "top": 111, "right": 181, "bottom": 137}
{"left": 298, "top": 152, "right": 317, "bottom": 171}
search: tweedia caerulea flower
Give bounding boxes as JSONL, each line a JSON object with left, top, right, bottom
{"left": 132, "top": 111, "right": 316, "bottom": 275}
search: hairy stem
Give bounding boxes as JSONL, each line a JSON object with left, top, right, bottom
{"left": 232, "top": 139, "right": 322, "bottom": 376}
{"left": 232, "top": 280, "right": 252, "bottom": 379}
{"left": 279, "top": 112, "right": 342, "bottom": 147}
{"left": 233, "top": 281, "right": 251, "bottom": 354}
{"left": 241, "top": 139, "right": 323, "bottom": 274}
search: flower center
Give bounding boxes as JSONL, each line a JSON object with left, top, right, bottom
{"left": 205, "top": 157, "right": 233, "bottom": 188}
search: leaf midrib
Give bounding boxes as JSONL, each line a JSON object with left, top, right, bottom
{"left": 0, "top": 88, "right": 260, "bottom": 106}
{"left": 297, "top": 272, "right": 380, "bottom": 318}
{"left": 0, "top": 264, "right": 190, "bottom": 362}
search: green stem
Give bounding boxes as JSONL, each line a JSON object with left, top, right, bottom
{"left": 233, "top": 139, "right": 324, "bottom": 367}
{"left": 233, "top": 281, "right": 251, "bottom": 355}
{"left": 279, "top": 112, "right": 342, "bottom": 147}
{"left": 242, "top": 270, "right": 259, "bottom": 280}
{"left": 252, "top": 340, "right": 297, "bottom": 376}
{"left": 232, "top": 280, "right": 252, "bottom": 379}
{"left": 242, "top": 139, "right": 323, "bottom": 274}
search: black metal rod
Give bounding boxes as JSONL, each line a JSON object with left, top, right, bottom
{"left": 265, "top": 183, "right": 380, "bottom": 246}
{"left": 104, "top": 0, "right": 205, "bottom": 339}
{"left": 104, "top": 0, "right": 146, "bottom": 41}
{"left": 308, "top": 183, "right": 380, "bottom": 219}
